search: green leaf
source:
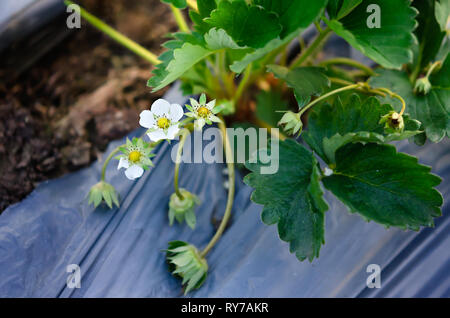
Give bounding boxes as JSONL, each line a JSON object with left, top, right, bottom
{"left": 412, "top": 0, "right": 446, "bottom": 70}
{"left": 244, "top": 139, "right": 328, "bottom": 262}
{"left": 162, "top": 0, "right": 187, "bottom": 9}
{"left": 229, "top": 34, "right": 294, "bottom": 73}
{"left": 255, "top": 90, "right": 289, "bottom": 127}
{"left": 369, "top": 57, "right": 450, "bottom": 142}
{"left": 323, "top": 132, "right": 384, "bottom": 164}
{"left": 204, "top": 28, "right": 247, "bottom": 50}
{"left": 253, "top": 0, "right": 327, "bottom": 37}
{"left": 327, "top": 0, "right": 362, "bottom": 20}
{"left": 149, "top": 43, "right": 213, "bottom": 92}
{"left": 322, "top": 142, "right": 443, "bottom": 230}
{"left": 197, "top": 0, "right": 217, "bottom": 18}
{"left": 435, "top": 0, "right": 450, "bottom": 31}
{"left": 267, "top": 65, "right": 330, "bottom": 108}
{"left": 303, "top": 94, "right": 392, "bottom": 162}
{"left": 205, "top": 0, "right": 282, "bottom": 48}
{"left": 324, "top": 0, "right": 417, "bottom": 69}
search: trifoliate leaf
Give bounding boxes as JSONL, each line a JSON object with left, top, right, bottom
{"left": 303, "top": 94, "right": 421, "bottom": 163}
{"left": 267, "top": 65, "right": 330, "bottom": 108}
{"left": 162, "top": 0, "right": 187, "bottom": 9}
{"left": 253, "top": 0, "right": 327, "bottom": 37}
{"left": 369, "top": 55, "right": 450, "bottom": 142}
{"left": 322, "top": 142, "right": 443, "bottom": 230}
{"left": 205, "top": 0, "right": 282, "bottom": 48}
{"left": 323, "top": 0, "right": 417, "bottom": 69}
{"left": 327, "top": 0, "right": 362, "bottom": 20}
{"left": 244, "top": 139, "right": 328, "bottom": 262}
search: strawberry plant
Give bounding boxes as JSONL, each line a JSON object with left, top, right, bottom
{"left": 69, "top": 0, "right": 449, "bottom": 294}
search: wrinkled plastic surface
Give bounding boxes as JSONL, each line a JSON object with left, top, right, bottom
{"left": 0, "top": 0, "right": 63, "bottom": 51}
{"left": 0, "top": 84, "right": 449, "bottom": 297}
{"left": 0, "top": 2, "right": 449, "bottom": 297}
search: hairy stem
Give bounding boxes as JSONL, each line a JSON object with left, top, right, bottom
{"left": 200, "top": 118, "right": 235, "bottom": 258}
{"left": 425, "top": 60, "right": 442, "bottom": 78}
{"left": 174, "top": 129, "right": 191, "bottom": 200}
{"left": 299, "top": 83, "right": 362, "bottom": 116}
{"left": 328, "top": 77, "right": 387, "bottom": 97}
{"left": 375, "top": 87, "right": 406, "bottom": 115}
{"left": 169, "top": 4, "right": 190, "bottom": 33}
{"left": 64, "top": 1, "right": 160, "bottom": 65}
{"left": 101, "top": 146, "right": 122, "bottom": 181}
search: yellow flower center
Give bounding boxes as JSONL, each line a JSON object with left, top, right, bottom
{"left": 128, "top": 151, "right": 141, "bottom": 163}
{"left": 157, "top": 117, "right": 170, "bottom": 129}
{"left": 197, "top": 107, "right": 210, "bottom": 118}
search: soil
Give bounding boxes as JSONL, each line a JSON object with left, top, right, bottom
{"left": 0, "top": 0, "right": 179, "bottom": 212}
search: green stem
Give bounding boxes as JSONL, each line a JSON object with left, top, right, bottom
{"left": 299, "top": 83, "right": 362, "bottom": 116}
{"left": 64, "top": 0, "right": 160, "bottom": 65}
{"left": 319, "top": 57, "right": 375, "bottom": 76}
{"left": 200, "top": 118, "right": 235, "bottom": 258}
{"left": 169, "top": 4, "right": 190, "bottom": 33}
{"left": 328, "top": 77, "right": 387, "bottom": 97}
{"left": 174, "top": 129, "right": 191, "bottom": 200}
{"left": 233, "top": 63, "right": 252, "bottom": 104}
{"left": 187, "top": 0, "right": 198, "bottom": 11}
{"left": 101, "top": 146, "right": 122, "bottom": 181}
{"left": 375, "top": 87, "right": 406, "bottom": 115}
{"left": 425, "top": 60, "right": 442, "bottom": 78}
{"left": 290, "top": 27, "right": 332, "bottom": 69}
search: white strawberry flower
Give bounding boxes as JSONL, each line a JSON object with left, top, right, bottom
{"left": 185, "top": 94, "right": 221, "bottom": 131}
{"left": 139, "top": 99, "right": 184, "bottom": 142}
{"left": 116, "top": 138, "right": 154, "bottom": 180}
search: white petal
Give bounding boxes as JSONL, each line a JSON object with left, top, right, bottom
{"left": 206, "top": 100, "right": 216, "bottom": 110}
{"left": 166, "top": 125, "right": 180, "bottom": 140}
{"left": 139, "top": 110, "right": 155, "bottom": 128}
{"left": 169, "top": 103, "right": 184, "bottom": 122}
{"left": 209, "top": 114, "right": 222, "bottom": 123}
{"left": 190, "top": 98, "right": 200, "bottom": 109}
{"left": 118, "top": 157, "right": 130, "bottom": 170}
{"left": 151, "top": 99, "right": 171, "bottom": 116}
{"left": 147, "top": 129, "right": 167, "bottom": 142}
{"left": 124, "top": 165, "right": 144, "bottom": 180}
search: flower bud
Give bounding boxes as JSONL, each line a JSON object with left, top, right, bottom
{"left": 278, "top": 111, "right": 303, "bottom": 136}
{"left": 166, "top": 241, "right": 208, "bottom": 294}
{"left": 414, "top": 77, "right": 432, "bottom": 95}
{"left": 87, "top": 181, "right": 120, "bottom": 209}
{"left": 379, "top": 111, "right": 405, "bottom": 133}
{"left": 168, "top": 189, "right": 200, "bottom": 229}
